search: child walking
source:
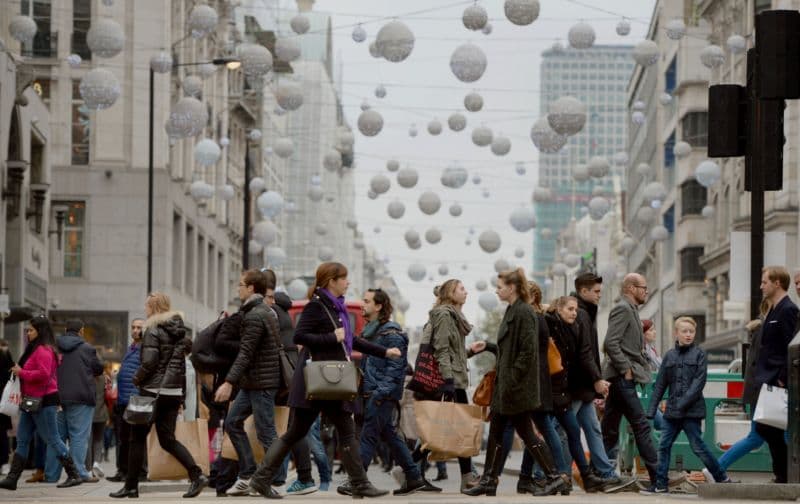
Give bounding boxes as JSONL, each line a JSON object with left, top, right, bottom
{"left": 641, "top": 316, "right": 732, "bottom": 494}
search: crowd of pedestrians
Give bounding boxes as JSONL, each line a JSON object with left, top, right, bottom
{"left": 0, "top": 262, "right": 794, "bottom": 498}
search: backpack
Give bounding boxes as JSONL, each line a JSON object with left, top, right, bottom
{"left": 191, "top": 312, "right": 234, "bottom": 374}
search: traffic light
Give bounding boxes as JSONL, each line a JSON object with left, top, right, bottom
{"left": 755, "top": 10, "right": 800, "bottom": 99}
{"left": 708, "top": 84, "right": 746, "bottom": 157}
{"left": 746, "top": 49, "right": 785, "bottom": 191}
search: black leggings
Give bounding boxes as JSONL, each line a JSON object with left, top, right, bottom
{"left": 125, "top": 395, "right": 201, "bottom": 489}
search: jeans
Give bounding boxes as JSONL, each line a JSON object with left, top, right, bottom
{"left": 718, "top": 420, "right": 764, "bottom": 470}
{"left": 225, "top": 389, "right": 278, "bottom": 479}
{"left": 551, "top": 408, "right": 590, "bottom": 475}
{"left": 601, "top": 377, "right": 658, "bottom": 481}
{"left": 360, "top": 398, "right": 420, "bottom": 481}
{"left": 308, "top": 417, "right": 331, "bottom": 483}
{"left": 572, "top": 399, "right": 615, "bottom": 478}
{"left": 755, "top": 421, "right": 787, "bottom": 483}
{"left": 16, "top": 406, "right": 70, "bottom": 465}
{"left": 656, "top": 418, "right": 728, "bottom": 488}
{"left": 46, "top": 404, "right": 95, "bottom": 480}
{"left": 125, "top": 395, "right": 202, "bottom": 490}
{"left": 486, "top": 411, "right": 559, "bottom": 478}
{"left": 498, "top": 418, "right": 547, "bottom": 478}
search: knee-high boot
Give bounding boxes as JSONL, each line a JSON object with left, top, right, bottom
{"left": 0, "top": 454, "right": 26, "bottom": 490}
{"left": 525, "top": 440, "right": 571, "bottom": 496}
{"left": 463, "top": 438, "right": 502, "bottom": 496}
{"left": 249, "top": 438, "right": 289, "bottom": 499}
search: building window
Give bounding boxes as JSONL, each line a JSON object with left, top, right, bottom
{"left": 62, "top": 201, "right": 85, "bottom": 277}
{"left": 681, "top": 111, "right": 708, "bottom": 147}
{"left": 71, "top": 81, "right": 89, "bottom": 165}
{"left": 680, "top": 246, "right": 705, "bottom": 283}
{"left": 665, "top": 57, "right": 677, "bottom": 94}
{"left": 21, "top": 0, "right": 54, "bottom": 58}
{"left": 681, "top": 179, "right": 707, "bottom": 216}
{"left": 72, "top": 0, "right": 91, "bottom": 60}
{"left": 171, "top": 212, "right": 182, "bottom": 289}
{"left": 664, "top": 132, "right": 675, "bottom": 170}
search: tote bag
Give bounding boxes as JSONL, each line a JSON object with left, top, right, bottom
{"left": 753, "top": 383, "right": 788, "bottom": 430}
{"left": 413, "top": 400, "right": 482, "bottom": 460}
{"left": 220, "top": 406, "right": 290, "bottom": 462}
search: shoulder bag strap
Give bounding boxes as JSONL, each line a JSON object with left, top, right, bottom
{"left": 314, "top": 298, "right": 350, "bottom": 363}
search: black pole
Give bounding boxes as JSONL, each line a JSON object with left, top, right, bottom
{"left": 147, "top": 67, "right": 154, "bottom": 294}
{"left": 242, "top": 139, "right": 250, "bottom": 269}
{"left": 750, "top": 176, "right": 764, "bottom": 321}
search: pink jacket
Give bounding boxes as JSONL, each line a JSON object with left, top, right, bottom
{"left": 18, "top": 345, "right": 58, "bottom": 398}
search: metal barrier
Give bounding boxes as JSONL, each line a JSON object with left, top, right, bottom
{"left": 617, "top": 371, "right": 773, "bottom": 474}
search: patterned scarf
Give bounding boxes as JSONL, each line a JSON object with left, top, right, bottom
{"left": 321, "top": 288, "right": 353, "bottom": 356}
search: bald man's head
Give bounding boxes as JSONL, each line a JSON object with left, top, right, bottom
{"left": 622, "top": 273, "right": 648, "bottom": 305}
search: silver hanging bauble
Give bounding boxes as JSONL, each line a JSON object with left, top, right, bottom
{"left": 531, "top": 117, "right": 567, "bottom": 153}
{"left": 9, "top": 15, "right": 37, "bottom": 44}
{"left": 287, "top": 278, "right": 309, "bottom": 300}
{"left": 548, "top": 96, "right": 587, "bottom": 136}
{"left": 471, "top": 125, "right": 493, "bottom": 147}
{"left": 189, "top": 180, "right": 213, "bottom": 200}
{"left": 397, "top": 167, "right": 418, "bottom": 188}
{"left": 463, "top": 4, "right": 489, "bottom": 31}
{"left": 695, "top": 160, "right": 721, "bottom": 187}
{"left": 532, "top": 186, "right": 553, "bottom": 203}
{"left": 375, "top": 20, "right": 415, "bottom": 62}
{"left": 352, "top": 24, "right": 367, "bottom": 43}
{"left": 588, "top": 196, "right": 610, "bottom": 220}
{"left": 427, "top": 119, "right": 443, "bottom": 135}
{"left": 700, "top": 44, "right": 726, "bottom": 68}
{"left": 665, "top": 18, "right": 686, "bottom": 40}
{"left": 274, "top": 137, "right": 294, "bottom": 159}
{"left": 257, "top": 191, "right": 284, "bottom": 218}
{"left": 509, "top": 206, "right": 536, "bottom": 232}
{"left": 568, "top": 22, "right": 596, "bottom": 49}
{"left": 441, "top": 164, "right": 468, "bottom": 189}
{"left": 564, "top": 254, "right": 580, "bottom": 268}
{"left": 587, "top": 156, "right": 610, "bottom": 178}
{"left": 308, "top": 185, "right": 324, "bottom": 202}
{"left": 87, "top": 18, "right": 125, "bottom": 58}
{"left": 266, "top": 246, "right": 287, "bottom": 267}
{"left": 79, "top": 67, "right": 121, "bottom": 110}
{"left": 188, "top": 4, "right": 218, "bottom": 39}
{"left": 631, "top": 111, "right": 646, "bottom": 125}
{"left": 478, "top": 229, "right": 502, "bottom": 253}
{"left": 438, "top": 264, "right": 449, "bottom": 276}
{"left": 370, "top": 173, "right": 391, "bottom": 194}
{"left": 636, "top": 162, "right": 652, "bottom": 177}
{"left": 633, "top": 40, "right": 659, "bottom": 66}
{"left": 386, "top": 159, "right": 400, "bottom": 172}
{"left": 197, "top": 62, "right": 217, "bottom": 79}
{"left": 659, "top": 92, "right": 673, "bottom": 105}
{"left": 552, "top": 263, "right": 568, "bottom": 276}
{"left": 479, "top": 292, "right": 499, "bottom": 311}
{"left": 374, "top": 84, "right": 387, "bottom": 98}
{"left": 360, "top": 99, "right": 371, "bottom": 111}
{"left": 494, "top": 258, "right": 511, "bottom": 273}
{"left": 701, "top": 205, "right": 714, "bottom": 218}
{"left": 616, "top": 19, "right": 631, "bottom": 36}
{"left": 323, "top": 149, "right": 343, "bottom": 172}
{"left": 450, "top": 43, "right": 488, "bottom": 83}
{"left": 482, "top": 22, "right": 493, "bottom": 35}
{"left": 253, "top": 220, "right": 278, "bottom": 246}
{"left": 290, "top": 14, "right": 310, "bottom": 35}
{"left": 650, "top": 225, "right": 669, "bottom": 242}
{"left": 249, "top": 177, "right": 266, "bottom": 193}
{"left": 448, "top": 112, "right": 467, "bottom": 131}
{"left": 218, "top": 184, "right": 235, "bottom": 201}
{"left": 369, "top": 41, "right": 381, "bottom": 58}
{"left": 318, "top": 246, "right": 334, "bottom": 262}
{"left": 358, "top": 109, "right": 384, "bottom": 136}
{"left": 572, "top": 164, "right": 590, "bottom": 182}
{"left": 636, "top": 206, "right": 657, "bottom": 224}
{"left": 408, "top": 263, "right": 426, "bottom": 282}
{"left": 476, "top": 279, "right": 488, "bottom": 291}
{"left": 239, "top": 43, "right": 274, "bottom": 78}
{"left": 674, "top": 140, "right": 692, "bottom": 158}
{"left": 425, "top": 228, "right": 442, "bottom": 244}
{"left": 449, "top": 203, "right": 463, "bottom": 217}
{"left": 193, "top": 139, "right": 221, "bottom": 166}
{"left": 404, "top": 229, "right": 420, "bottom": 244}
{"left": 464, "top": 92, "right": 484, "bottom": 112}
{"left": 613, "top": 151, "right": 629, "bottom": 166}
{"left": 473, "top": 174, "right": 482, "bottom": 185}
{"left": 275, "top": 82, "right": 303, "bottom": 111}
{"left": 643, "top": 181, "right": 667, "bottom": 202}
{"left": 182, "top": 75, "right": 203, "bottom": 97}
{"left": 504, "top": 0, "right": 540, "bottom": 26}
{"left": 418, "top": 191, "right": 441, "bottom": 215}
{"left": 275, "top": 37, "right": 301, "bottom": 62}
{"left": 727, "top": 34, "right": 746, "bottom": 54}
{"left": 248, "top": 129, "right": 262, "bottom": 142}
{"left": 387, "top": 199, "right": 405, "bottom": 219}
{"left": 491, "top": 136, "right": 511, "bottom": 156}
{"left": 408, "top": 124, "right": 418, "bottom": 137}
{"left": 540, "top": 227, "right": 553, "bottom": 239}
{"left": 314, "top": 223, "right": 328, "bottom": 236}
{"left": 516, "top": 162, "right": 526, "bottom": 175}
{"left": 67, "top": 53, "right": 83, "bottom": 67}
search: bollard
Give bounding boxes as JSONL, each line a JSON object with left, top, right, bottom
{"left": 788, "top": 331, "right": 800, "bottom": 483}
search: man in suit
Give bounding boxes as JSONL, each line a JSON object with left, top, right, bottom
{"left": 753, "top": 266, "right": 798, "bottom": 483}
{"left": 600, "top": 273, "right": 658, "bottom": 486}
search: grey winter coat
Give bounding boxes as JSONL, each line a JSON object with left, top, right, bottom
{"left": 602, "top": 298, "right": 651, "bottom": 384}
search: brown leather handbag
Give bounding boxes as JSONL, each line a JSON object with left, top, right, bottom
{"left": 472, "top": 369, "right": 496, "bottom": 407}
{"left": 547, "top": 337, "right": 564, "bottom": 375}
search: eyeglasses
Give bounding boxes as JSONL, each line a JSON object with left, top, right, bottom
{"left": 633, "top": 284, "right": 649, "bottom": 293}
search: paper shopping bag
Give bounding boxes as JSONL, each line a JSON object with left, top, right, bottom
{"left": 147, "top": 419, "right": 209, "bottom": 480}
{"left": 414, "top": 400, "right": 482, "bottom": 460}
{"left": 754, "top": 383, "right": 788, "bottom": 430}
{"left": 221, "top": 406, "right": 290, "bottom": 462}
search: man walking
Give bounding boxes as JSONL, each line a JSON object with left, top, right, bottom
{"left": 600, "top": 274, "right": 659, "bottom": 486}
{"left": 48, "top": 320, "right": 103, "bottom": 483}
{"left": 752, "top": 266, "right": 798, "bottom": 483}
{"left": 571, "top": 273, "right": 633, "bottom": 492}
{"left": 353, "top": 289, "right": 439, "bottom": 496}
{"left": 107, "top": 319, "right": 144, "bottom": 482}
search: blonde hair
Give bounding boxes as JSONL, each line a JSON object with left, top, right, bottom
{"left": 434, "top": 279, "right": 462, "bottom": 307}
{"left": 527, "top": 281, "right": 543, "bottom": 313}
{"left": 497, "top": 268, "right": 531, "bottom": 304}
{"left": 673, "top": 316, "right": 696, "bottom": 332}
{"left": 146, "top": 292, "right": 171, "bottom": 315}
{"left": 547, "top": 296, "right": 578, "bottom": 314}
{"left": 762, "top": 265, "right": 790, "bottom": 291}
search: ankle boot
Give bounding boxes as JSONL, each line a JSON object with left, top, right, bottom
{"left": 56, "top": 455, "right": 83, "bottom": 488}
{"left": 250, "top": 438, "right": 289, "bottom": 498}
{"left": 524, "top": 440, "right": 570, "bottom": 496}
{"left": 25, "top": 468, "right": 44, "bottom": 483}
{"left": 0, "top": 454, "right": 26, "bottom": 490}
{"left": 517, "top": 475, "right": 538, "bottom": 495}
{"left": 463, "top": 442, "right": 501, "bottom": 496}
{"left": 350, "top": 480, "right": 389, "bottom": 498}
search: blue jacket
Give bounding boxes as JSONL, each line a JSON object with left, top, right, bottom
{"left": 647, "top": 342, "right": 707, "bottom": 420}
{"left": 117, "top": 342, "right": 141, "bottom": 407}
{"left": 362, "top": 320, "right": 408, "bottom": 402}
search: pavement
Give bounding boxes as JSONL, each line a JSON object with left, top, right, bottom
{"left": 0, "top": 451, "right": 789, "bottom": 503}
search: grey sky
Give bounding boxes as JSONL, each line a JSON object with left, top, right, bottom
{"left": 312, "top": 0, "right": 657, "bottom": 326}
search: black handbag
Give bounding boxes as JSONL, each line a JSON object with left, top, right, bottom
{"left": 20, "top": 395, "right": 42, "bottom": 413}
{"left": 124, "top": 346, "right": 176, "bottom": 425}
{"left": 303, "top": 300, "right": 360, "bottom": 401}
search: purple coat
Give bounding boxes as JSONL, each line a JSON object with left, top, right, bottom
{"left": 288, "top": 291, "right": 387, "bottom": 412}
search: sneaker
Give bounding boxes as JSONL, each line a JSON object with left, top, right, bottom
{"left": 390, "top": 466, "right": 405, "bottom": 486}
{"left": 286, "top": 479, "right": 318, "bottom": 496}
{"left": 602, "top": 475, "right": 638, "bottom": 493}
{"left": 639, "top": 485, "right": 668, "bottom": 496}
{"left": 318, "top": 481, "right": 330, "bottom": 492}
{"left": 227, "top": 478, "right": 252, "bottom": 496}
{"left": 92, "top": 462, "right": 105, "bottom": 478}
{"left": 702, "top": 468, "right": 714, "bottom": 483}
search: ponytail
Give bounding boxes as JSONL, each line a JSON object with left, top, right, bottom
{"left": 497, "top": 267, "right": 530, "bottom": 304}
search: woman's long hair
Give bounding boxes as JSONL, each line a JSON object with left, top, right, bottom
{"left": 18, "top": 315, "right": 56, "bottom": 368}
{"left": 527, "top": 281, "right": 544, "bottom": 313}
{"left": 497, "top": 268, "right": 531, "bottom": 304}
{"left": 308, "top": 262, "right": 348, "bottom": 299}
{"left": 434, "top": 278, "right": 462, "bottom": 307}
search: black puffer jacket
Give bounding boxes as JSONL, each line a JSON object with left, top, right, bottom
{"left": 225, "top": 295, "right": 281, "bottom": 390}
{"left": 134, "top": 311, "right": 191, "bottom": 394}
{"left": 273, "top": 292, "right": 298, "bottom": 366}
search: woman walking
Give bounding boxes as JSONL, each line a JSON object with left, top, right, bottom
{"left": 464, "top": 269, "right": 570, "bottom": 497}
{"left": 545, "top": 296, "right": 605, "bottom": 491}
{"left": 110, "top": 292, "right": 207, "bottom": 499}
{"left": 247, "top": 262, "right": 401, "bottom": 499}
{"left": 0, "top": 315, "right": 83, "bottom": 490}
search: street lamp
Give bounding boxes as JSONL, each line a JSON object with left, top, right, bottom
{"left": 147, "top": 56, "right": 240, "bottom": 293}
{"left": 242, "top": 128, "right": 262, "bottom": 270}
